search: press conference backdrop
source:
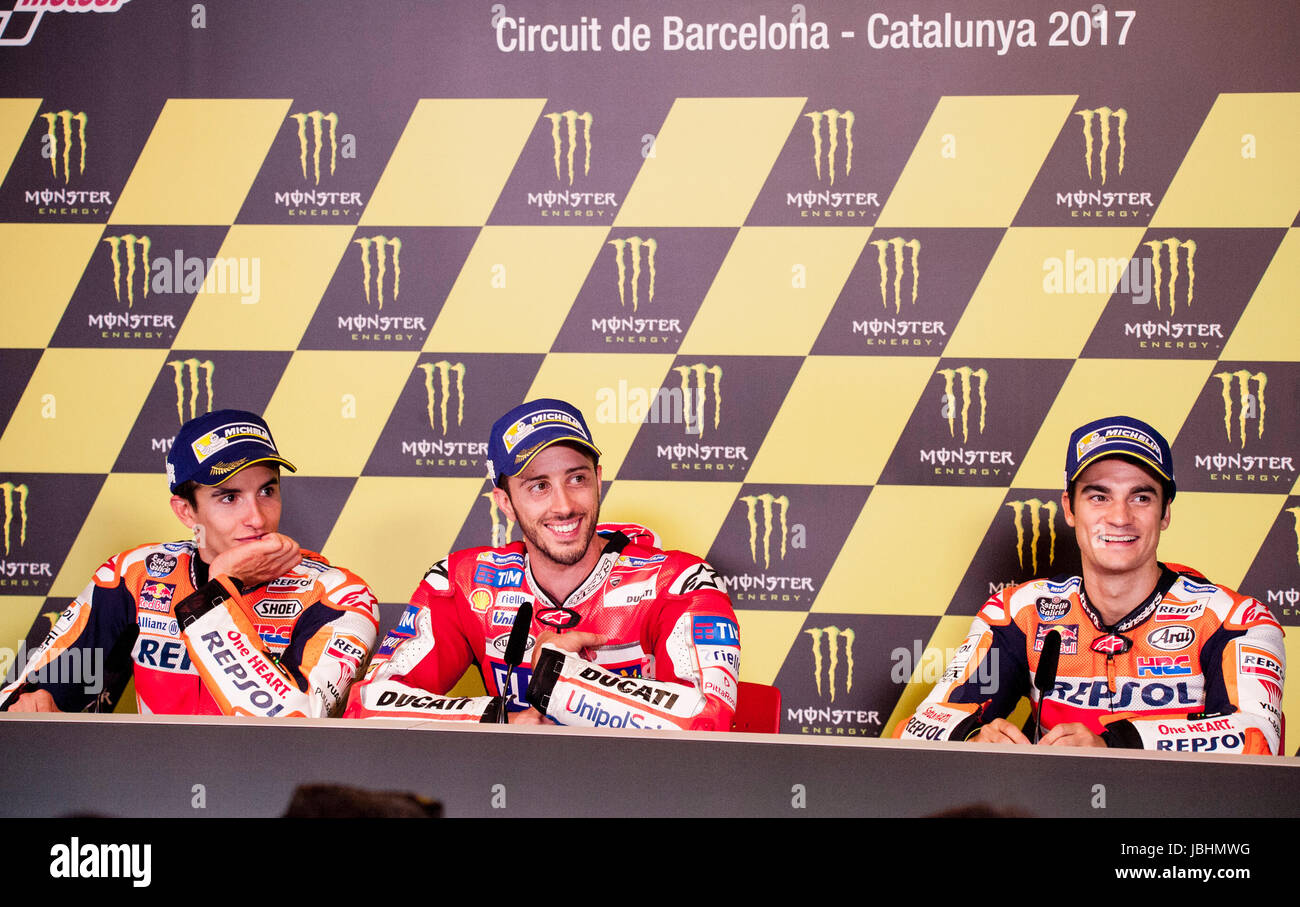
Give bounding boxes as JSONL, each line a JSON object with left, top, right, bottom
{"left": 0, "top": 0, "right": 1296, "bottom": 748}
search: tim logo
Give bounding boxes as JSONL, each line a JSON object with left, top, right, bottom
{"left": 1075, "top": 106, "right": 1127, "bottom": 184}
{"left": 354, "top": 235, "right": 400, "bottom": 310}
{"left": 1144, "top": 238, "right": 1195, "bottom": 314}
{"left": 740, "top": 493, "right": 789, "bottom": 569}
{"left": 544, "top": 110, "right": 592, "bottom": 185}
{"left": 608, "top": 237, "right": 656, "bottom": 313}
{"left": 869, "top": 237, "right": 920, "bottom": 313}
{"left": 483, "top": 491, "right": 517, "bottom": 547}
{"left": 166, "top": 358, "right": 215, "bottom": 424}
{"left": 290, "top": 110, "right": 339, "bottom": 185}
{"left": 673, "top": 363, "right": 722, "bottom": 437}
{"left": 39, "top": 109, "right": 87, "bottom": 182}
{"left": 418, "top": 361, "right": 465, "bottom": 434}
{"left": 0, "top": 0, "right": 135, "bottom": 48}
{"left": 937, "top": 366, "right": 988, "bottom": 443}
{"left": 1005, "top": 498, "right": 1057, "bottom": 575}
{"left": 102, "top": 234, "right": 150, "bottom": 307}
{"left": 804, "top": 108, "right": 853, "bottom": 185}
{"left": 805, "top": 626, "right": 853, "bottom": 702}
{"left": 1213, "top": 370, "right": 1266, "bottom": 447}
{"left": 0, "top": 481, "right": 28, "bottom": 556}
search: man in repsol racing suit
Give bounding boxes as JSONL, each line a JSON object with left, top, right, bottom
{"left": 895, "top": 416, "right": 1285, "bottom": 754}
{"left": 0, "top": 410, "right": 379, "bottom": 717}
{"left": 345, "top": 399, "right": 741, "bottom": 730}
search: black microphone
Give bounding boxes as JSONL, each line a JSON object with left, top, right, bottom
{"left": 499, "top": 600, "right": 534, "bottom": 724}
{"left": 1033, "top": 629, "right": 1062, "bottom": 743}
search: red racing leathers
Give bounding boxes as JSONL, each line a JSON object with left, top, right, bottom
{"left": 0, "top": 540, "right": 379, "bottom": 718}
{"left": 894, "top": 565, "right": 1286, "bottom": 754}
{"left": 344, "top": 524, "right": 741, "bottom": 730}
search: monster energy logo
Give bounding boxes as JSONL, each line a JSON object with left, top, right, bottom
{"left": 1075, "top": 106, "right": 1127, "bottom": 185}
{"left": 608, "top": 237, "right": 656, "bottom": 313}
{"left": 1143, "top": 238, "right": 1196, "bottom": 315}
{"left": 544, "top": 110, "right": 592, "bottom": 185}
{"left": 1006, "top": 498, "right": 1057, "bottom": 575}
{"left": 166, "top": 359, "right": 215, "bottom": 424}
{"left": 40, "top": 109, "right": 87, "bottom": 183}
{"left": 102, "top": 234, "right": 150, "bottom": 307}
{"left": 0, "top": 482, "right": 28, "bottom": 557}
{"left": 290, "top": 111, "right": 339, "bottom": 185}
{"left": 1213, "top": 370, "right": 1266, "bottom": 447}
{"left": 938, "top": 366, "right": 988, "bottom": 443}
{"left": 355, "top": 235, "right": 401, "bottom": 310}
{"left": 869, "top": 237, "right": 920, "bottom": 312}
{"left": 483, "top": 491, "right": 516, "bottom": 547}
{"left": 674, "top": 363, "right": 722, "bottom": 437}
{"left": 805, "top": 626, "right": 853, "bottom": 702}
{"left": 418, "top": 361, "right": 465, "bottom": 435}
{"left": 740, "top": 494, "right": 789, "bottom": 569}
{"left": 804, "top": 108, "right": 853, "bottom": 185}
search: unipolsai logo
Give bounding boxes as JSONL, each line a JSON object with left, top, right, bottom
{"left": 608, "top": 236, "right": 656, "bottom": 312}
{"left": 166, "top": 358, "right": 214, "bottom": 424}
{"left": 1213, "top": 369, "right": 1266, "bottom": 447}
{"left": 418, "top": 361, "right": 465, "bottom": 435}
{"left": 102, "top": 234, "right": 150, "bottom": 307}
{"left": 1075, "top": 106, "right": 1126, "bottom": 184}
{"left": 869, "top": 237, "right": 920, "bottom": 313}
{"left": 1006, "top": 498, "right": 1058, "bottom": 575}
{"left": 804, "top": 108, "right": 853, "bottom": 185}
{"left": 938, "top": 366, "right": 988, "bottom": 443}
{"left": 355, "top": 235, "right": 401, "bottom": 309}
{"left": 545, "top": 110, "right": 592, "bottom": 185}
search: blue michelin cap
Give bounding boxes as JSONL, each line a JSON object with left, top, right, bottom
{"left": 166, "top": 409, "right": 296, "bottom": 493}
{"left": 486, "top": 399, "right": 601, "bottom": 484}
{"left": 1065, "top": 415, "right": 1175, "bottom": 497}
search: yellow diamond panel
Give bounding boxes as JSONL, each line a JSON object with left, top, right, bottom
{"left": 600, "top": 479, "right": 740, "bottom": 559}
{"left": 946, "top": 227, "right": 1148, "bottom": 359}
{"left": 680, "top": 226, "right": 870, "bottom": 356}
{"left": 1161, "top": 492, "right": 1284, "bottom": 589}
{"left": 1222, "top": 227, "right": 1300, "bottom": 362}
{"left": 879, "top": 95, "right": 1077, "bottom": 227}
{"left": 0, "top": 348, "right": 166, "bottom": 473}
{"left": 324, "top": 476, "right": 483, "bottom": 603}
{"left": 617, "top": 97, "right": 806, "bottom": 227}
{"left": 747, "top": 356, "right": 938, "bottom": 485}
{"left": 882, "top": 613, "right": 982, "bottom": 737}
{"left": 523, "top": 352, "right": 675, "bottom": 479}
{"left": 1153, "top": 93, "right": 1300, "bottom": 228}
{"left": 111, "top": 99, "right": 291, "bottom": 225}
{"left": 362, "top": 98, "right": 545, "bottom": 227}
{"left": 1014, "top": 358, "right": 1215, "bottom": 488}
{"left": 263, "top": 350, "right": 417, "bottom": 476}
{"left": 0, "top": 98, "right": 41, "bottom": 184}
{"left": 0, "top": 223, "right": 106, "bottom": 347}
{"left": 426, "top": 226, "right": 609, "bottom": 353}
{"left": 51, "top": 473, "right": 181, "bottom": 598}
{"left": 174, "top": 224, "right": 355, "bottom": 350}
{"left": 816, "top": 485, "right": 1008, "bottom": 615}
{"left": 0, "top": 596, "right": 47, "bottom": 661}
{"left": 734, "top": 609, "right": 814, "bottom": 686}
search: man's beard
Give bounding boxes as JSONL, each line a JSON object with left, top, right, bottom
{"left": 516, "top": 492, "right": 601, "bottom": 567}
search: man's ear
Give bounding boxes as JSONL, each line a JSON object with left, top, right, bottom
{"left": 1060, "top": 489, "right": 1076, "bottom": 528}
{"left": 492, "top": 484, "right": 516, "bottom": 523}
{"left": 170, "top": 495, "right": 197, "bottom": 530}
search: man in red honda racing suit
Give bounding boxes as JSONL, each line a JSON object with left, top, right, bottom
{"left": 1, "top": 410, "right": 379, "bottom": 717}
{"left": 345, "top": 399, "right": 740, "bottom": 731}
{"left": 895, "top": 415, "right": 1285, "bottom": 754}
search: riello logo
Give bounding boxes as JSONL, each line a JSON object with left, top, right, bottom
{"left": 0, "top": 0, "right": 135, "bottom": 48}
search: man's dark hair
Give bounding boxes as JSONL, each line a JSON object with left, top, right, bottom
{"left": 172, "top": 480, "right": 199, "bottom": 506}
{"left": 1067, "top": 454, "right": 1174, "bottom": 516}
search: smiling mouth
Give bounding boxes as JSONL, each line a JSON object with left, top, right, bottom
{"left": 1099, "top": 533, "right": 1137, "bottom": 543}
{"left": 546, "top": 518, "right": 583, "bottom": 539}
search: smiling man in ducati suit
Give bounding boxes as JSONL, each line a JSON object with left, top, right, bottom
{"left": 895, "top": 415, "right": 1286, "bottom": 754}
{"left": 345, "top": 398, "right": 741, "bottom": 730}
{"left": 0, "top": 409, "right": 379, "bottom": 718}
